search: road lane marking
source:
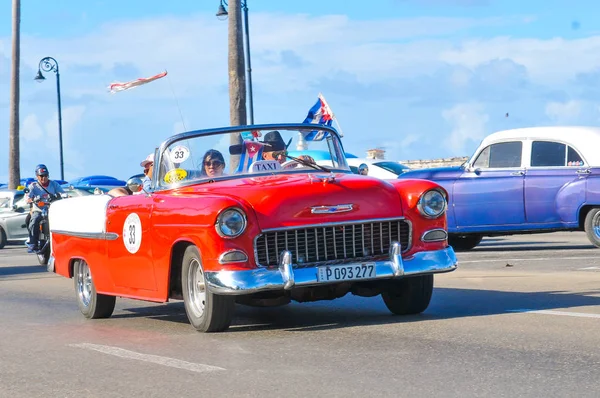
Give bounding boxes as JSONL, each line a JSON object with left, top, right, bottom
{"left": 508, "top": 309, "right": 600, "bottom": 319}
{"left": 460, "top": 256, "right": 600, "bottom": 264}
{"left": 69, "top": 343, "right": 225, "bottom": 373}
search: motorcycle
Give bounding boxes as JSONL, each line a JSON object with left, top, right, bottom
{"left": 31, "top": 193, "right": 66, "bottom": 266}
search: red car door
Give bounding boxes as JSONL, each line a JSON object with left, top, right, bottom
{"left": 105, "top": 194, "right": 157, "bottom": 291}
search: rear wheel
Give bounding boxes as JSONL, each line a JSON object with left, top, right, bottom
{"left": 74, "top": 259, "right": 116, "bottom": 319}
{"left": 448, "top": 234, "right": 483, "bottom": 251}
{"left": 181, "top": 246, "right": 235, "bottom": 332}
{"left": 0, "top": 228, "right": 6, "bottom": 249}
{"left": 382, "top": 275, "right": 434, "bottom": 315}
{"left": 584, "top": 208, "right": 600, "bottom": 248}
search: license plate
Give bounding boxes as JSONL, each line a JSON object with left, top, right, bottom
{"left": 317, "top": 263, "right": 376, "bottom": 282}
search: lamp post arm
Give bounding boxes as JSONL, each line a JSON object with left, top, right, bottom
{"left": 39, "top": 56, "right": 59, "bottom": 74}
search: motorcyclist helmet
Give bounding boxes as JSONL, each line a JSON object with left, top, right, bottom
{"left": 35, "top": 164, "right": 49, "bottom": 177}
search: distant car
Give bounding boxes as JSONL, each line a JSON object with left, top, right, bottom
{"left": 69, "top": 175, "right": 126, "bottom": 188}
{"left": 0, "top": 187, "right": 97, "bottom": 248}
{"left": 346, "top": 158, "right": 411, "bottom": 179}
{"left": 0, "top": 189, "right": 29, "bottom": 248}
{"left": 398, "top": 126, "right": 600, "bottom": 250}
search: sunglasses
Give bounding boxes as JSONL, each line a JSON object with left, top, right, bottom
{"left": 272, "top": 150, "right": 288, "bottom": 159}
{"left": 204, "top": 160, "right": 224, "bottom": 167}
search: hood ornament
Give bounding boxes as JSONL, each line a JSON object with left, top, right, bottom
{"left": 311, "top": 204, "right": 354, "bottom": 214}
{"left": 309, "top": 173, "right": 336, "bottom": 183}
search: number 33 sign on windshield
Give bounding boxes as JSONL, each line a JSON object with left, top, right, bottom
{"left": 123, "top": 213, "right": 142, "bottom": 254}
{"left": 169, "top": 145, "right": 190, "bottom": 163}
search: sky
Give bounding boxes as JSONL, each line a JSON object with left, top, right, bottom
{"left": 1, "top": 0, "right": 600, "bottom": 182}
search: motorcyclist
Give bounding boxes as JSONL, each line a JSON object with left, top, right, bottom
{"left": 26, "top": 164, "right": 65, "bottom": 253}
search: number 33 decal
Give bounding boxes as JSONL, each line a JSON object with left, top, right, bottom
{"left": 169, "top": 145, "right": 190, "bottom": 163}
{"left": 123, "top": 213, "right": 142, "bottom": 254}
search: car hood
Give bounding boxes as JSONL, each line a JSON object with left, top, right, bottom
{"left": 182, "top": 173, "right": 404, "bottom": 229}
{"left": 396, "top": 166, "right": 464, "bottom": 181}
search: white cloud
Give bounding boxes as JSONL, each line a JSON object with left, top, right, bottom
{"left": 545, "top": 100, "right": 582, "bottom": 122}
{"left": 22, "top": 114, "right": 44, "bottom": 141}
{"left": 439, "top": 36, "right": 600, "bottom": 84}
{"left": 442, "top": 103, "right": 489, "bottom": 154}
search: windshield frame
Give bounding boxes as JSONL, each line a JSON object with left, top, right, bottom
{"left": 152, "top": 123, "right": 348, "bottom": 191}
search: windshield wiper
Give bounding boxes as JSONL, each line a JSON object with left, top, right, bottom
{"left": 284, "top": 154, "right": 331, "bottom": 173}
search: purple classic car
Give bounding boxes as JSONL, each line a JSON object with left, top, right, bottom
{"left": 398, "top": 126, "right": 600, "bottom": 250}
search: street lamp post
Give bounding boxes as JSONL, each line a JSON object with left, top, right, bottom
{"left": 34, "top": 56, "right": 64, "bottom": 180}
{"left": 217, "top": 0, "right": 254, "bottom": 125}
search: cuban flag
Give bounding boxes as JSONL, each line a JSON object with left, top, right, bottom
{"left": 108, "top": 71, "right": 167, "bottom": 94}
{"left": 235, "top": 140, "right": 265, "bottom": 173}
{"left": 302, "top": 93, "right": 334, "bottom": 141}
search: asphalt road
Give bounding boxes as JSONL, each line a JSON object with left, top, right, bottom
{"left": 1, "top": 232, "right": 600, "bottom": 397}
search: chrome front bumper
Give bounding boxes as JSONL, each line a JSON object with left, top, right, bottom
{"left": 205, "top": 243, "right": 458, "bottom": 295}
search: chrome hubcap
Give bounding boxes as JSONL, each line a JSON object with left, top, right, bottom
{"left": 187, "top": 258, "right": 206, "bottom": 318}
{"left": 593, "top": 212, "right": 600, "bottom": 239}
{"left": 76, "top": 260, "right": 93, "bottom": 307}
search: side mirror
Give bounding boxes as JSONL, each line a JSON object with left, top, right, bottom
{"left": 127, "top": 177, "right": 144, "bottom": 193}
{"left": 358, "top": 163, "right": 369, "bottom": 176}
{"left": 13, "top": 205, "right": 25, "bottom": 213}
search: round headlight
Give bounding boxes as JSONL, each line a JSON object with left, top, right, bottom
{"left": 417, "top": 189, "right": 447, "bottom": 218}
{"left": 215, "top": 208, "right": 247, "bottom": 238}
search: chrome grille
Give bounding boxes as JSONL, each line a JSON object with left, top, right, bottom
{"left": 255, "top": 219, "right": 411, "bottom": 267}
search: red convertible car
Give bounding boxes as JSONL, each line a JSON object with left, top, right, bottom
{"left": 48, "top": 124, "right": 457, "bottom": 332}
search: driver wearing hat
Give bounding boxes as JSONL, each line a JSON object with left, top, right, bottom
{"left": 261, "top": 131, "right": 316, "bottom": 167}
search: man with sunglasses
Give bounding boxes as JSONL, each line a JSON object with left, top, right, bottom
{"left": 25, "top": 164, "right": 64, "bottom": 252}
{"left": 140, "top": 153, "right": 154, "bottom": 191}
{"left": 261, "top": 131, "right": 317, "bottom": 168}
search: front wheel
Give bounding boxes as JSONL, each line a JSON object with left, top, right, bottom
{"left": 381, "top": 275, "right": 434, "bottom": 315}
{"left": 181, "top": 246, "right": 235, "bottom": 332}
{"left": 448, "top": 234, "right": 483, "bottom": 251}
{"left": 74, "top": 259, "right": 116, "bottom": 319}
{"left": 584, "top": 208, "right": 600, "bottom": 247}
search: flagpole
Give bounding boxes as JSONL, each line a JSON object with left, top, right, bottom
{"left": 333, "top": 117, "right": 344, "bottom": 138}
{"left": 318, "top": 92, "right": 344, "bottom": 137}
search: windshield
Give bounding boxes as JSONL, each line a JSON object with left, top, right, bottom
{"left": 373, "top": 161, "right": 410, "bottom": 175}
{"left": 155, "top": 126, "right": 349, "bottom": 189}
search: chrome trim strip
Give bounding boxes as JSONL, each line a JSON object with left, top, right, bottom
{"left": 310, "top": 204, "right": 353, "bottom": 214}
{"left": 218, "top": 249, "right": 249, "bottom": 264}
{"left": 421, "top": 228, "right": 448, "bottom": 242}
{"left": 205, "top": 247, "right": 457, "bottom": 295}
{"left": 260, "top": 216, "right": 406, "bottom": 233}
{"left": 51, "top": 230, "right": 119, "bottom": 240}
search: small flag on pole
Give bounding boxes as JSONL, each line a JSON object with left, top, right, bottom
{"left": 109, "top": 71, "right": 168, "bottom": 94}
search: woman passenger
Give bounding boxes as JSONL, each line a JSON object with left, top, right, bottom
{"left": 201, "top": 149, "right": 226, "bottom": 178}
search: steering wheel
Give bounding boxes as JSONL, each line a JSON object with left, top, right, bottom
{"left": 281, "top": 160, "right": 299, "bottom": 169}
